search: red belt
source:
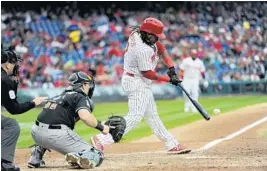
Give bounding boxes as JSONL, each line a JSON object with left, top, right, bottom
{"left": 126, "top": 72, "right": 134, "bottom": 77}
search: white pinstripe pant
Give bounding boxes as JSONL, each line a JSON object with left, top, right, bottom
{"left": 96, "top": 75, "right": 178, "bottom": 150}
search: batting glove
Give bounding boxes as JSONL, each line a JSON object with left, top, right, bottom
{"left": 167, "top": 66, "right": 177, "bottom": 78}
{"left": 169, "top": 76, "right": 182, "bottom": 86}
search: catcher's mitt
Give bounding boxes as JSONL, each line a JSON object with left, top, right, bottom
{"left": 105, "top": 115, "right": 126, "bottom": 142}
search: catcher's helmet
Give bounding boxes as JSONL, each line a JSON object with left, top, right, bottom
{"left": 140, "top": 17, "right": 165, "bottom": 39}
{"left": 68, "top": 71, "right": 95, "bottom": 98}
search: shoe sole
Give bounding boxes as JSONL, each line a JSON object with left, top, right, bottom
{"left": 168, "top": 149, "right": 192, "bottom": 155}
{"left": 27, "top": 161, "right": 45, "bottom": 168}
{"left": 65, "top": 153, "right": 79, "bottom": 165}
{"left": 77, "top": 157, "right": 93, "bottom": 169}
{"left": 65, "top": 153, "right": 93, "bottom": 169}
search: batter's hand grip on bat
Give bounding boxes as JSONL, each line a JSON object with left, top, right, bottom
{"left": 177, "top": 83, "right": 210, "bottom": 121}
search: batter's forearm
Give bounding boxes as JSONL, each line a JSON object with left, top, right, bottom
{"left": 163, "top": 56, "right": 174, "bottom": 68}
{"left": 160, "top": 50, "right": 174, "bottom": 68}
{"left": 141, "top": 70, "right": 170, "bottom": 82}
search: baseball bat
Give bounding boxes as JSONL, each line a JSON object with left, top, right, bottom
{"left": 177, "top": 84, "right": 210, "bottom": 121}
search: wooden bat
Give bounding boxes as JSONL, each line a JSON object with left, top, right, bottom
{"left": 177, "top": 84, "right": 210, "bottom": 121}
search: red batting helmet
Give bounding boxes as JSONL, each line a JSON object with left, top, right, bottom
{"left": 140, "top": 17, "right": 166, "bottom": 39}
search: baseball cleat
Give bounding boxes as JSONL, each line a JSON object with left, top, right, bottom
{"left": 65, "top": 153, "right": 94, "bottom": 169}
{"left": 27, "top": 145, "right": 47, "bottom": 168}
{"left": 1, "top": 161, "right": 20, "bottom": 171}
{"left": 27, "top": 161, "right": 45, "bottom": 168}
{"left": 168, "top": 144, "right": 191, "bottom": 154}
{"left": 77, "top": 157, "right": 95, "bottom": 169}
{"left": 65, "top": 153, "right": 79, "bottom": 166}
{"left": 91, "top": 136, "right": 104, "bottom": 152}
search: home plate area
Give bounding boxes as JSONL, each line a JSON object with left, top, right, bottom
{"left": 15, "top": 104, "right": 267, "bottom": 171}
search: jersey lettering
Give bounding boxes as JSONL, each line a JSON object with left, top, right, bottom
{"left": 44, "top": 102, "right": 57, "bottom": 110}
{"left": 9, "top": 90, "right": 16, "bottom": 99}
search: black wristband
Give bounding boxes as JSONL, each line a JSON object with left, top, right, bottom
{"left": 30, "top": 101, "right": 36, "bottom": 108}
{"left": 169, "top": 66, "right": 175, "bottom": 70}
{"left": 95, "top": 121, "right": 104, "bottom": 132}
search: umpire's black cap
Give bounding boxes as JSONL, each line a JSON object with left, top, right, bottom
{"left": 1, "top": 49, "right": 22, "bottom": 64}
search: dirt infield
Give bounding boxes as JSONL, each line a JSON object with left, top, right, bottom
{"left": 14, "top": 103, "right": 267, "bottom": 171}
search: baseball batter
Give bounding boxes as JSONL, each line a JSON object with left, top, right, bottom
{"left": 91, "top": 17, "right": 191, "bottom": 154}
{"left": 179, "top": 49, "right": 206, "bottom": 113}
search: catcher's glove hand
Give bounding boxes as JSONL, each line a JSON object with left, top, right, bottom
{"left": 104, "top": 115, "right": 126, "bottom": 142}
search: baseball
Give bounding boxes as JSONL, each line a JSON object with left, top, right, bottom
{"left": 213, "top": 108, "right": 221, "bottom": 115}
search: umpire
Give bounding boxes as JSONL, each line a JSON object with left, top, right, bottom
{"left": 1, "top": 49, "right": 47, "bottom": 171}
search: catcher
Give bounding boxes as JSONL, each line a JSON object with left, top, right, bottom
{"left": 27, "top": 71, "right": 122, "bottom": 169}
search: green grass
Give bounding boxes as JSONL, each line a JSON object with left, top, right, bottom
{"left": 2, "top": 95, "right": 267, "bottom": 149}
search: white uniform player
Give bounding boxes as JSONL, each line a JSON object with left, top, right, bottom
{"left": 91, "top": 17, "right": 191, "bottom": 154}
{"left": 179, "top": 49, "right": 206, "bottom": 113}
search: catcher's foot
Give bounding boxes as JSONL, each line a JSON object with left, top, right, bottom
{"left": 168, "top": 144, "right": 191, "bottom": 154}
{"left": 27, "top": 145, "right": 47, "bottom": 168}
{"left": 91, "top": 136, "right": 104, "bottom": 152}
{"left": 27, "top": 161, "right": 45, "bottom": 168}
{"left": 65, "top": 153, "right": 94, "bottom": 169}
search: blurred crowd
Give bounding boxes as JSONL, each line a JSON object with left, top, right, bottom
{"left": 1, "top": 2, "right": 267, "bottom": 89}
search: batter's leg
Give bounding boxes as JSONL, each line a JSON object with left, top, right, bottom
{"left": 93, "top": 86, "right": 150, "bottom": 147}
{"left": 143, "top": 91, "right": 178, "bottom": 151}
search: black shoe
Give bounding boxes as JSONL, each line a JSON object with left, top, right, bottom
{"left": 27, "top": 160, "right": 45, "bottom": 168}
{"left": 27, "top": 145, "right": 48, "bottom": 168}
{"left": 1, "top": 160, "right": 20, "bottom": 171}
{"left": 1, "top": 167, "right": 20, "bottom": 171}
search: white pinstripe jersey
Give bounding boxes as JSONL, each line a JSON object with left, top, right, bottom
{"left": 123, "top": 31, "right": 159, "bottom": 85}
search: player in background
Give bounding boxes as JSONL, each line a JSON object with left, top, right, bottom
{"left": 91, "top": 17, "right": 191, "bottom": 154}
{"left": 179, "top": 48, "right": 206, "bottom": 113}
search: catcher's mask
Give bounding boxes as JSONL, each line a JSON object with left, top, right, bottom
{"left": 68, "top": 71, "right": 95, "bottom": 98}
{"left": 1, "top": 49, "right": 22, "bottom": 76}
